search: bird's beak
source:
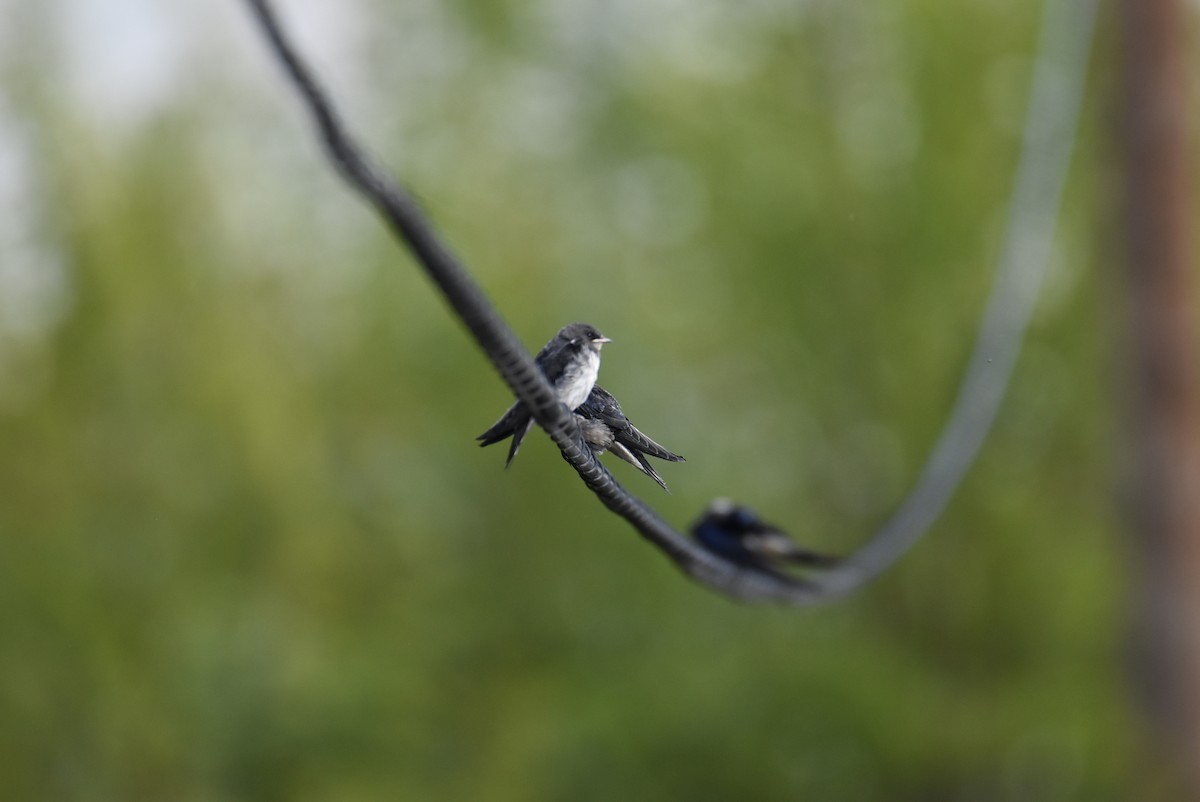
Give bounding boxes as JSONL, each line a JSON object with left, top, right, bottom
{"left": 593, "top": 337, "right": 612, "bottom": 345}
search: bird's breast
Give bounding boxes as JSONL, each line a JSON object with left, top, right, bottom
{"left": 557, "top": 351, "right": 600, "bottom": 410}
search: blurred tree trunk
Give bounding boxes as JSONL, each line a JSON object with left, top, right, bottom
{"left": 1122, "top": 0, "right": 1200, "bottom": 790}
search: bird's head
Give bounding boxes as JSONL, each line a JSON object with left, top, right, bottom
{"left": 561, "top": 322, "right": 611, "bottom": 354}
{"left": 703, "top": 498, "right": 765, "bottom": 536}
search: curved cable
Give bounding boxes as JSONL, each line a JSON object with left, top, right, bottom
{"left": 812, "top": 0, "right": 1100, "bottom": 598}
{"left": 243, "top": 0, "right": 1097, "bottom": 604}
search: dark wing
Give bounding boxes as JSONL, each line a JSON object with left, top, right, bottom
{"left": 614, "top": 423, "right": 684, "bottom": 463}
{"left": 609, "top": 442, "right": 670, "bottom": 492}
{"left": 742, "top": 530, "right": 840, "bottom": 568}
{"left": 478, "top": 402, "right": 534, "bottom": 468}
{"left": 692, "top": 518, "right": 785, "bottom": 576}
{"left": 628, "top": 448, "right": 670, "bottom": 492}
{"left": 579, "top": 385, "right": 684, "bottom": 465}
{"left": 577, "top": 385, "right": 624, "bottom": 425}
{"left": 504, "top": 417, "right": 535, "bottom": 468}
{"left": 477, "top": 401, "right": 527, "bottom": 446}
{"left": 533, "top": 333, "right": 576, "bottom": 382}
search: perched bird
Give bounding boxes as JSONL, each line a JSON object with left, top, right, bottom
{"left": 477, "top": 322, "right": 611, "bottom": 467}
{"left": 576, "top": 385, "right": 684, "bottom": 492}
{"left": 692, "top": 499, "right": 838, "bottom": 577}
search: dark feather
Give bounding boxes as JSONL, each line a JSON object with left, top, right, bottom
{"left": 609, "top": 441, "right": 670, "bottom": 492}
{"left": 577, "top": 385, "right": 684, "bottom": 463}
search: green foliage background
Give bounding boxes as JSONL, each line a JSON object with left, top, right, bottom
{"left": 0, "top": 0, "right": 1177, "bottom": 798}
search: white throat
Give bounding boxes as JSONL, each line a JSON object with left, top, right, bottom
{"left": 557, "top": 350, "right": 601, "bottom": 410}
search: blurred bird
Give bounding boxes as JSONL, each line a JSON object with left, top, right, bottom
{"left": 576, "top": 385, "right": 684, "bottom": 492}
{"left": 477, "top": 322, "right": 611, "bottom": 467}
{"left": 692, "top": 499, "right": 838, "bottom": 576}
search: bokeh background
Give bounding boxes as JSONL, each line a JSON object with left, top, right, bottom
{"left": 1, "top": 0, "right": 1195, "bottom": 798}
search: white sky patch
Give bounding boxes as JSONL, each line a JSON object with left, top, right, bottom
{"left": 0, "top": 103, "right": 72, "bottom": 410}
{"left": 52, "top": 0, "right": 371, "bottom": 136}
{"left": 0, "top": 1, "right": 18, "bottom": 58}
{"left": 0, "top": 108, "right": 71, "bottom": 342}
{"left": 56, "top": 0, "right": 189, "bottom": 134}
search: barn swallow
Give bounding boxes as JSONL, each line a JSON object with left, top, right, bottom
{"left": 576, "top": 385, "right": 684, "bottom": 492}
{"left": 477, "top": 323, "right": 610, "bottom": 467}
{"left": 691, "top": 499, "right": 838, "bottom": 576}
